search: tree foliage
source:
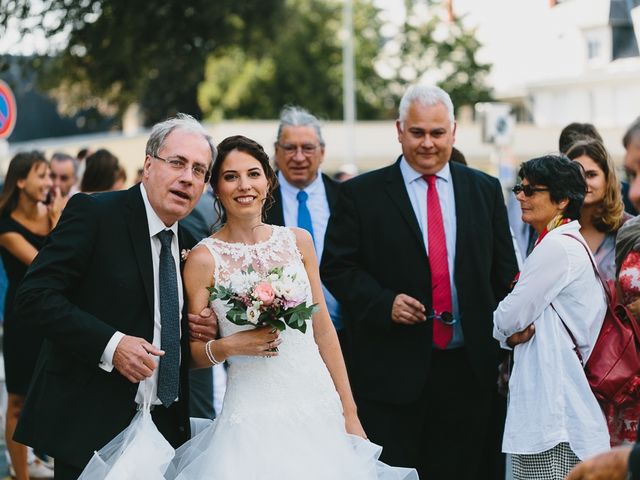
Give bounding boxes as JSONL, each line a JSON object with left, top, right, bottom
{"left": 376, "top": 0, "right": 493, "bottom": 115}
{"left": 1, "top": 0, "right": 492, "bottom": 124}
{"left": 0, "top": 0, "right": 285, "bottom": 125}
{"left": 198, "top": 0, "right": 492, "bottom": 120}
{"left": 198, "top": 0, "right": 386, "bottom": 121}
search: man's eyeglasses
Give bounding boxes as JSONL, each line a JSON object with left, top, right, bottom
{"left": 512, "top": 184, "right": 550, "bottom": 197}
{"left": 427, "top": 310, "right": 456, "bottom": 326}
{"left": 153, "top": 155, "right": 210, "bottom": 182}
{"left": 276, "top": 143, "right": 319, "bottom": 156}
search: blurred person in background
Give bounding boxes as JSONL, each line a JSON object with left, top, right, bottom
{"left": 332, "top": 163, "right": 358, "bottom": 182}
{"left": 494, "top": 155, "right": 609, "bottom": 480}
{"left": 266, "top": 106, "right": 344, "bottom": 351}
{"left": 624, "top": 117, "right": 640, "bottom": 212}
{"left": 49, "top": 152, "right": 78, "bottom": 208}
{"left": 559, "top": 122, "right": 636, "bottom": 216}
{"left": 75, "top": 147, "right": 92, "bottom": 188}
{"left": 565, "top": 138, "right": 629, "bottom": 284}
{"left": 112, "top": 165, "right": 128, "bottom": 191}
{"left": 558, "top": 122, "right": 603, "bottom": 156}
{"left": 0, "top": 151, "right": 64, "bottom": 480}
{"left": 80, "top": 149, "right": 120, "bottom": 193}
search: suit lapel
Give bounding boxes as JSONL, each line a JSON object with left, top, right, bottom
{"left": 450, "top": 162, "right": 471, "bottom": 288}
{"left": 385, "top": 158, "right": 426, "bottom": 255}
{"left": 321, "top": 173, "right": 339, "bottom": 212}
{"left": 126, "top": 185, "right": 154, "bottom": 316}
{"left": 266, "top": 186, "right": 285, "bottom": 226}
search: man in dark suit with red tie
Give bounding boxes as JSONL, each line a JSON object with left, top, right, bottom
{"left": 321, "top": 85, "right": 518, "bottom": 479}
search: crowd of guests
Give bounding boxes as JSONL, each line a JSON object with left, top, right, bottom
{"left": 0, "top": 85, "right": 640, "bottom": 480}
{"left": 0, "top": 147, "right": 126, "bottom": 479}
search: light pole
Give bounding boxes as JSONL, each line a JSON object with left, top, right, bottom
{"left": 342, "top": 0, "right": 356, "bottom": 167}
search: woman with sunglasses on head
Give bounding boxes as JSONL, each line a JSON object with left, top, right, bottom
{"left": 0, "top": 151, "right": 64, "bottom": 480}
{"left": 493, "top": 155, "right": 609, "bottom": 480}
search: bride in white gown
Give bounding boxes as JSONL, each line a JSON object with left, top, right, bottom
{"left": 168, "top": 135, "right": 418, "bottom": 480}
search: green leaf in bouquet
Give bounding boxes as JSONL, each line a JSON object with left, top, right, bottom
{"left": 265, "top": 318, "right": 287, "bottom": 331}
{"left": 227, "top": 307, "right": 250, "bottom": 325}
{"left": 208, "top": 284, "right": 233, "bottom": 302}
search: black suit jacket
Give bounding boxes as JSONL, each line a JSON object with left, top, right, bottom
{"left": 264, "top": 173, "right": 339, "bottom": 227}
{"left": 14, "top": 185, "right": 194, "bottom": 468}
{"left": 320, "top": 158, "right": 518, "bottom": 404}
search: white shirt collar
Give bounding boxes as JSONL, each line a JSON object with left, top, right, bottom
{"left": 139, "top": 183, "right": 179, "bottom": 238}
{"left": 278, "top": 170, "right": 324, "bottom": 196}
{"left": 399, "top": 156, "right": 451, "bottom": 184}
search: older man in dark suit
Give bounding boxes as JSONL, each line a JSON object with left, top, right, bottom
{"left": 265, "top": 106, "right": 343, "bottom": 344}
{"left": 321, "top": 85, "right": 518, "bottom": 480}
{"left": 13, "top": 114, "right": 217, "bottom": 480}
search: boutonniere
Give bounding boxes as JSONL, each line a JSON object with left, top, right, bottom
{"left": 181, "top": 249, "right": 191, "bottom": 262}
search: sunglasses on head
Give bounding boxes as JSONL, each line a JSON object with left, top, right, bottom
{"left": 512, "top": 183, "right": 550, "bottom": 197}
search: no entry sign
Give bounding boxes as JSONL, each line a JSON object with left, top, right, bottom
{"left": 0, "top": 80, "right": 17, "bottom": 139}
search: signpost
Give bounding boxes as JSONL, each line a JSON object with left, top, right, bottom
{"left": 0, "top": 80, "right": 17, "bottom": 140}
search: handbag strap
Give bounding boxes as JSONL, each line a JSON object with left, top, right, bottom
{"left": 558, "top": 233, "right": 640, "bottom": 358}
{"left": 552, "top": 233, "right": 607, "bottom": 366}
{"left": 550, "top": 303, "right": 584, "bottom": 366}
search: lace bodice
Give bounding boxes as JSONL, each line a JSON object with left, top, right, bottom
{"left": 197, "top": 225, "right": 313, "bottom": 338}
{"left": 195, "top": 226, "right": 341, "bottom": 423}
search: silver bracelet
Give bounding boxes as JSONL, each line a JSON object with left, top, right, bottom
{"left": 205, "top": 340, "right": 221, "bottom": 366}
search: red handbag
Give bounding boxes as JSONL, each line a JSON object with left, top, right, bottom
{"left": 556, "top": 234, "right": 640, "bottom": 407}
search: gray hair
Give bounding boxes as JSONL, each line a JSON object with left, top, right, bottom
{"left": 623, "top": 116, "right": 640, "bottom": 148}
{"left": 145, "top": 113, "right": 217, "bottom": 168}
{"left": 276, "top": 105, "right": 325, "bottom": 147}
{"left": 50, "top": 152, "right": 79, "bottom": 176}
{"left": 398, "top": 85, "right": 455, "bottom": 127}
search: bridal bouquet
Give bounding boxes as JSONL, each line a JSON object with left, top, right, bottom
{"left": 208, "top": 265, "right": 318, "bottom": 333}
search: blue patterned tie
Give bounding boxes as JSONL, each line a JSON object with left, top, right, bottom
{"left": 297, "top": 190, "right": 315, "bottom": 241}
{"left": 157, "top": 230, "right": 180, "bottom": 407}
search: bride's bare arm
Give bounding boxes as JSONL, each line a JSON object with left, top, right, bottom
{"left": 184, "top": 245, "right": 281, "bottom": 369}
{"left": 293, "top": 227, "right": 366, "bottom": 439}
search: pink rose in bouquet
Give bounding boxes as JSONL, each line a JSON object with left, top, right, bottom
{"left": 253, "top": 282, "right": 275, "bottom": 306}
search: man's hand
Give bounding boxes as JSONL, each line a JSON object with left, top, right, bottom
{"left": 391, "top": 294, "right": 426, "bottom": 325}
{"left": 565, "top": 446, "right": 631, "bottom": 480}
{"left": 189, "top": 307, "right": 217, "bottom": 342}
{"left": 113, "top": 335, "right": 164, "bottom": 383}
{"left": 506, "top": 324, "right": 535, "bottom": 348}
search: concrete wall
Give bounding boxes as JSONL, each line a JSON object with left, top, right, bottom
{"left": 3, "top": 119, "right": 629, "bottom": 186}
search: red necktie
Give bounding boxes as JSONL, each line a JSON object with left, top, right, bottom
{"left": 424, "top": 174, "right": 453, "bottom": 349}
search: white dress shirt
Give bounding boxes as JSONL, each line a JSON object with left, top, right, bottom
{"left": 399, "top": 158, "right": 463, "bottom": 347}
{"left": 278, "top": 171, "right": 341, "bottom": 327}
{"left": 99, "top": 183, "right": 184, "bottom": 405}
{"left": 493, "top": 221, "right": 609, "bottom": 459}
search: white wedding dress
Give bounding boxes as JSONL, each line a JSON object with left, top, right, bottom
{"left": 166, "top": 226, "right": 418, "bottom": 480}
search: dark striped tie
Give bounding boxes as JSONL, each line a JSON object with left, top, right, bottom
{"left": 157, "top": 229, "right": 180, "bottom": 407}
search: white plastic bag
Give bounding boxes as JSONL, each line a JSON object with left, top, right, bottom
{"left": 78, "top": 380, "right": 175, "bottom": 480}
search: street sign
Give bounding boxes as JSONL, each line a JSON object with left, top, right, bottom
{"left": 0, "top": 80, "right": 17, "bottom": 139}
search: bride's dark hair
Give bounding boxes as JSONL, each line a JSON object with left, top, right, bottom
{"left": 210, "top": 135, "right": 279, "bottom": 229}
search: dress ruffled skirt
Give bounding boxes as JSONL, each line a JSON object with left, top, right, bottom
{"left": 165, "top": 410, "right": 418, "bottom": 480}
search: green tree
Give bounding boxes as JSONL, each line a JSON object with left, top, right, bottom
{"left": 198, "top": 0, "right": 387, "bottom": 121}
{"left": 0, "top": 0, "right": 285, "bottom": 125}
{"left": 377, "top": 0, "right": 493, "bottom": 114}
